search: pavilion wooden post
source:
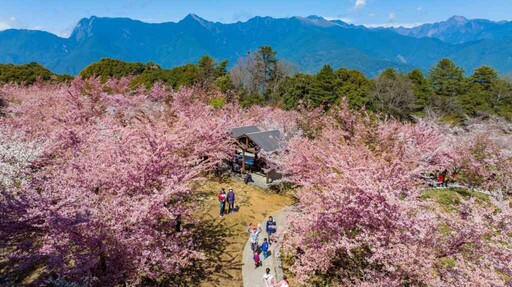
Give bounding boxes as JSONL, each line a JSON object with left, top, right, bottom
{"left": 241, "top": 148, "right": 245, "bottom": 174}
{"left": 242, "top": 137, "right": 249, "bottom": 174}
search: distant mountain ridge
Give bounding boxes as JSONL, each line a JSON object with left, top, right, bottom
{"left": 0, "top": 14, "right": 511, "bottom": 76}
{"left": 391, "top": 15, "right": 512, "bottom": 44}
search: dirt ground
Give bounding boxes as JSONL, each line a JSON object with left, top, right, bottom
{"left": 190, "top": 177, "right": 294, "bottom": 287}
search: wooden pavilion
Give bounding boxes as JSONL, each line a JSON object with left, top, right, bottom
{"left": 230, "top": 126, "right": 283, "bottom": 183}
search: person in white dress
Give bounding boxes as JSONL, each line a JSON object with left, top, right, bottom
{"left": 263, "top": 268, "right": 275, "bottom": 287}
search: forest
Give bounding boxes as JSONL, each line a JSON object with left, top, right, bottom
{"left": 2, "top": 46, "right": 512, "bottom": 124}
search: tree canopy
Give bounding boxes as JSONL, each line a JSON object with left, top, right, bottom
{"left": 2, "top": 49, "right": 512, "bottom": 123}
{"left": 0, "top": 62, "right": 72, "bottom": 85}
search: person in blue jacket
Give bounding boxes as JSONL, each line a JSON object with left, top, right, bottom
{"left": 266, "top": 216, "right": 276, "bottom": 244}
{"left": 261, "top": 238, "right": 270, "bottom": 259}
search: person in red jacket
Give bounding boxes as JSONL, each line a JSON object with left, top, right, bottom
{"left": 253, "top": 251, "right": 261, "bottom": 269}
{"left": 218, "top": 188, "right": 227, "bottom": 217}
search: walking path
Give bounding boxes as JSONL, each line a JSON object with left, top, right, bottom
{"left": 242, "top": 206, "right": 294, "bottom": 287}
{"left": 420, "top": 180, "right": 498, "bottom": 198}
{"left": 231, "top": 172, "right": 282, "bottom": 190}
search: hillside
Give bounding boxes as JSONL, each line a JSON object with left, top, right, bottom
{"left": 392, "top": 16, "right": 512, "bottom": 44}
{"left": 0, "top": 15, "right": 511, "bottom": 76}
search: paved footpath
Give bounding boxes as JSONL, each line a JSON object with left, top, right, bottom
{"left": 242, "top": 206, "right": 293, "bottom": 287}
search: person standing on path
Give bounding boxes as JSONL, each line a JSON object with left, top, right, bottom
{"left": 266, "top": 216, "right": 277, "bottom": 244}
{"left": 218, "top": 188, "right": 227, "bottom": 217}
{"left": 253, "top": 251, "right": 261, "bottom": 269}
{"left": 227, "top": 188, "right": 235, "bottom": 213}
{"left": 248, "top": 224, "right": 262, "bottom": 252}
{"left": 263, "top": 268, "right": 275, "bottom": 287}
{"left": 261, "top": 238, "right": 270, "bottom": 260}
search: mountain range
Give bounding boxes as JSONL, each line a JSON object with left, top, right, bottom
{"left": 0, "top": 14, "right": 511, "bottom": 77}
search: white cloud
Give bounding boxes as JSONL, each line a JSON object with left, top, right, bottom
{"left": 0, "top": 16, "right": 24, "bottom": 31}
{"left": 0, "top": 22, "right": 11, "bottom": 30}
{"left": 354, "top": 0, "right": 366, "bottom": 10}
{"left": 416, "top": 6, "right": 423, "bottom": 12}
{"left": 388, "top": 12, "right": 396, "bottom": 22}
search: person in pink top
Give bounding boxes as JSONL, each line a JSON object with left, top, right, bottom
{"left": 275, "top": 275, "right": 289, "bottom": 287}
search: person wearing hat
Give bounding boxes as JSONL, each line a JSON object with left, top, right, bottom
{"left": 247, "top": 223, "right": 262, "bottom": 252}
{"left": 227, "top": 188, "right": 236, "bottom": 213}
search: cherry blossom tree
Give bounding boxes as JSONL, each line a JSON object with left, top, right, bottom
{"left": 0, "top": 79, "right": 233, "bottom": 286}
{"left": 278, "top": 100, "right": 512, "bottom": 286}
{"left": 2, "top": 80, "right": 510, "bottom": 286}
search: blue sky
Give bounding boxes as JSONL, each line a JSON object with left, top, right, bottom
{"left": 1, "top": 0, "right": 511, "bottom": 37}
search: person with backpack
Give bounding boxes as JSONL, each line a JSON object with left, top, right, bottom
{"left": 263, "top": 268, "right": 275, "bottom": 287}
{"left": 218, "top": 188, "right": 227, "bottom": 217}
{"left": 261, "top": 238, "right": 270, "bottom": 260}
{"left": 266, "top": 216, "right": 277, "bottom": 244}
{"left": 227, "top": 188, "right": 235, "bottom": 213}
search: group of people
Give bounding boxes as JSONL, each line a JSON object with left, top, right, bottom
{"left": 433, "top": 169, "right": 451, "bottom": 187}
{"left": 248, "top": 216, "right": 277, "bottom": 266}
{"left": 218, "top": 188, "right": 236, "bottom": 217}
{"left": 246, "top": 216, "right": 287, "bottom": 286}
{"left": 216, "top": 188, "right": 288, "bottom": 285}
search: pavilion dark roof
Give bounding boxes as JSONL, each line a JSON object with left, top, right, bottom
{"left": 245, "top": 130, "right": 282, "bottom": 152}
{"left": 230, "top": 125, "right": 261, "bottom": 138}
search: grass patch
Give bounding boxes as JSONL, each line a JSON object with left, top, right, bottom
{"left": 437, "top": 257, "right": 457, "bottom": 269}
{"left": 439, "top": 223, "right": 452, "bottom": 237}
{"left": 421, "top": 187, "right": 489, "bottom": 211}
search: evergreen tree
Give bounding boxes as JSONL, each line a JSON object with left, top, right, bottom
{"left": 407, "top": 69, "right": 433, "bottom": 113}
{"left": 198, "top": 55, "right": 217, "bottom": 84}
{"left": 80, "top": 58, "right": 149, "bottom": 80}
{"left": 278, "top": 73, "right": 315, "bottom": 109}
{"left": 460, "top": 66, "right": 499, "bottom": 116}
{"left": 428, "top": 59, "right": 465, "bottom": 115}
{"left": 334, "top": 68, "right": 371, "bottom": 109}
{"left": 310, "top": 65, "right": 338, "bottom": 109}
{"left": 0, "top": 62, "right": 71, "bottom": 85}
{"left": 257, "top": 46, "right": 279, "bottom": 82}
{"left": 470, "top": 66, "right": 498, "bottom": 90}
{"left": 216, "top": 60, "right": 229, "bottom": 77}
